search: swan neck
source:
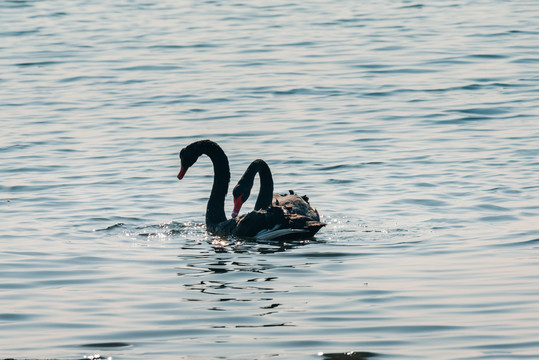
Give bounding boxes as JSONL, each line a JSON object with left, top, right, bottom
{"left": 253, "top": 160, "right": 274, "bottom": 210}
{"left": 198, "top": 142, "right": 230, "bottom": 228}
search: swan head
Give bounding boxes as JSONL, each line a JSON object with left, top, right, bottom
{"left": 177, "top": 140, "right": 226, "bottom": 180}
{"left": 177, "top": 144, "right": 199, "bottom": 180}
{"left": 232, "top": 183, "right": 251, "bottom": 218}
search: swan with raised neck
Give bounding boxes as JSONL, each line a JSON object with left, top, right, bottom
{"left": 177, "top": 139, "right": 232, "bottom": 233}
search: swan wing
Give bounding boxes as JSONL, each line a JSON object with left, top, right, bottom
{"left": 255, "top": 228, "right": 309, "bottom": 241}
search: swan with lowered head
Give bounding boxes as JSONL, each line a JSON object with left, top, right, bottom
{"left": 231, "top": 158, "right": 324, "bottom": 238}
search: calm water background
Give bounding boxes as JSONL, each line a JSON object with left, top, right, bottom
{"left": 1, "top": 0, "right": 539, "bottom": 359}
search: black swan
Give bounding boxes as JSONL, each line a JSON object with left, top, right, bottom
{"left": 231, "top": 159, "right": 274, "bottom": 218}
{"left": 177, "top": 140, "right": 325, "bottom": 240}
{"left": 232, "top": 159, "right": 324, "bottom": 231}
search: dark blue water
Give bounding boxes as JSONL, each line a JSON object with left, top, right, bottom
{"left": 1, "top": 1, "right": 539, "bottom": 359}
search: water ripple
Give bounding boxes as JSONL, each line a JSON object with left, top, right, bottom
{"left": 1, "top": 0, "right": 538, "bottom": 359}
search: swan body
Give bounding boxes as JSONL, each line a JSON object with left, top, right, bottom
{"left": 177, "top": 140, "right": 325, "bottom": 240}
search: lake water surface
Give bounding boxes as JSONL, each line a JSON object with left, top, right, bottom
{"left": 1, "top": 0, "right": 539, "bottom": 359}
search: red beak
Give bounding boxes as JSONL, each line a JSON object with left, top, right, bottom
{"left": 231, "top": 194, "right": 243, "bottom": 218}
{"left": 177, "top": 165, "right": 187, "bottom": 180}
